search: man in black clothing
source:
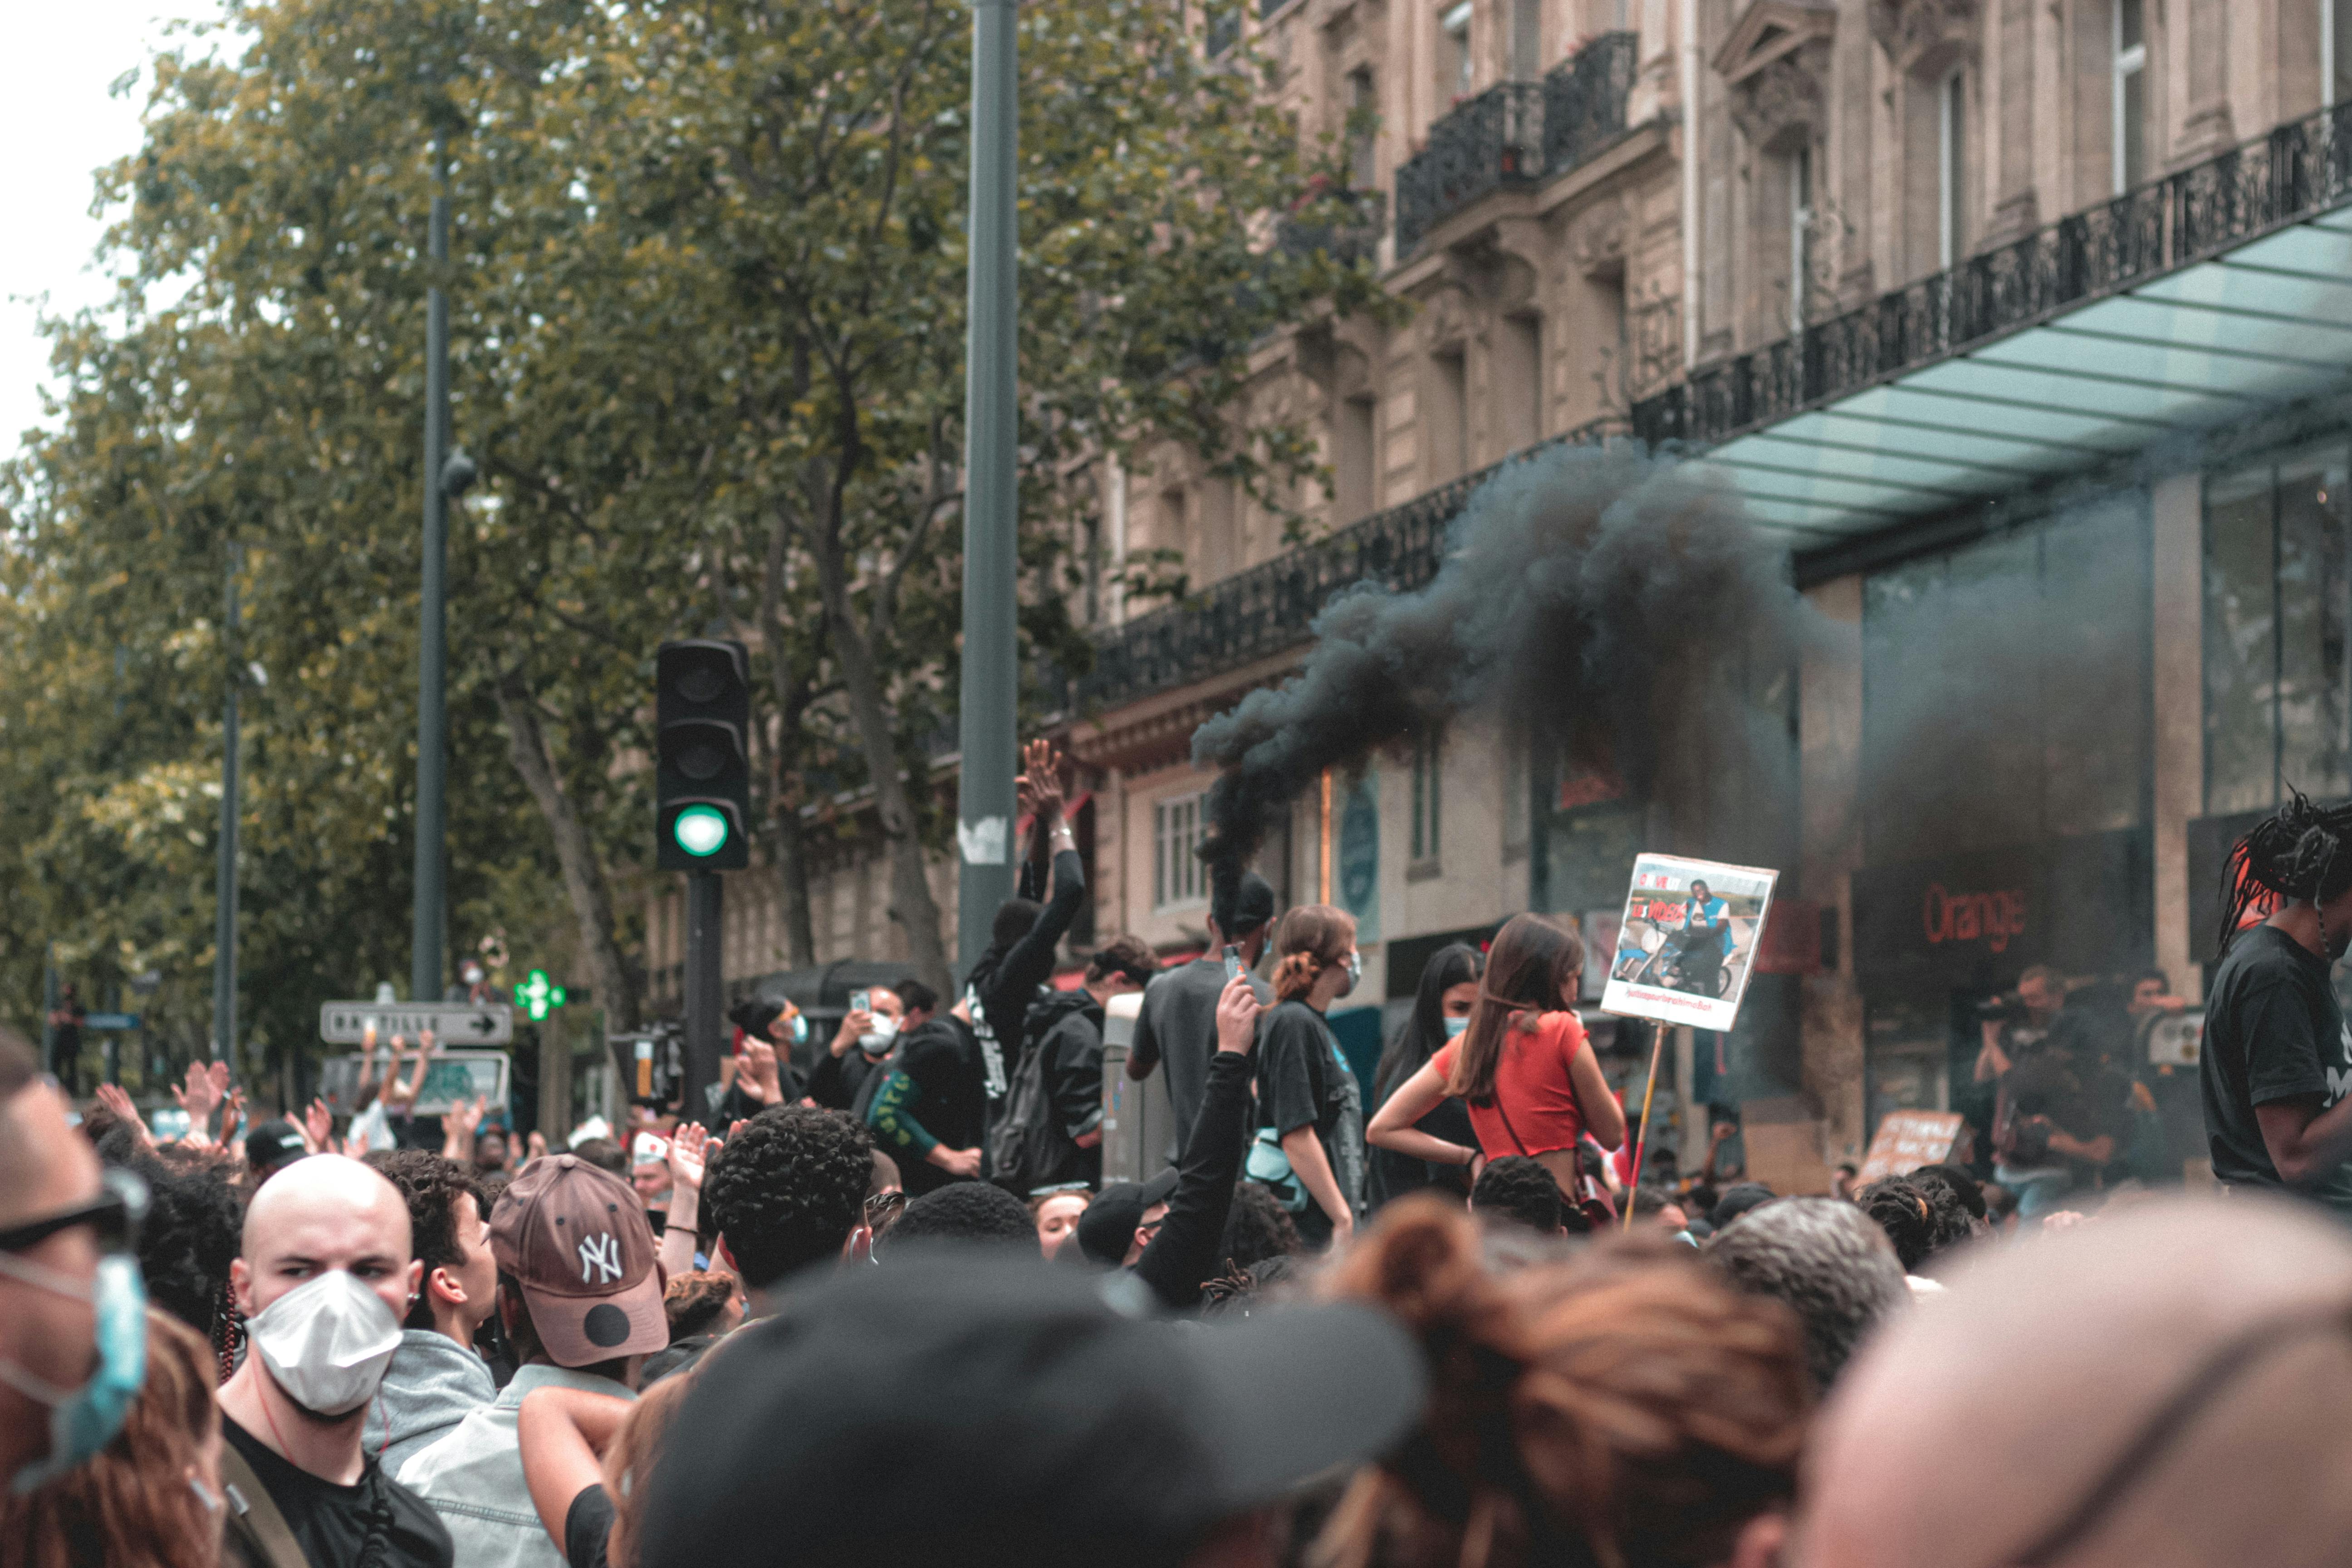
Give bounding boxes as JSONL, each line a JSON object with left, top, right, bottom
{"left": 967, "top": 743, "right": 1087, "bottom": 1122}
{"left": 804, "top": 983, "right": 923, "bottom": 1116}
{"left": 868, "top": 1001, "right": 990, "bottom": 1197}
{"left": 2203, "top": 792, "right": 2352, "bottom": 1217}
{"left": 1127, "top": 869, "right": 1277, "bottom": 1158}
{"left": 1024, "top": 936, "right": 1160, "bottom": 1190}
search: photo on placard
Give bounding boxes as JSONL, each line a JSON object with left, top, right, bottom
{"left": 1600, "top": 853, "right": 1779, "bottom": 1033}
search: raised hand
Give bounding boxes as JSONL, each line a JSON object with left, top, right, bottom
{"left": 666, "top": 1121, "right": 715, "bottom": 1195}
{"left": 220, "top": 1088, "right": 247, "bottom": 1144}
{"left": 741, "top": 1039, "right": 782, "bottom": 1103}
{"left": 525, "top": 1130, "right": 549, "bottom": 1163}
{"left": 93, "top": 1083, "right": 152, "bottom": 1148}
{"left": 173, "top": 1061, "right": 223, "bottom": 1139}
{"left": 1214, "top": 970, "right": 1261, "bottom": 1055}
{"left": 304, "top": 1098, "right": 333, "bottom": 1154}
{"left": 1019, "top": 738, "right": 1066, "bottom": 824}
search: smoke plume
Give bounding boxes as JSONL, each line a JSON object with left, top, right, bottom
{"left": 1191, "top": 443, "right": 1806, "bottom": 874}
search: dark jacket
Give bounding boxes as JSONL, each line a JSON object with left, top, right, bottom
{"left": 1132, "top": 1047, "right": 1255, "bottom": 1312}
{"left": 966, "top": 848, "right": 1086, "bottom": 1099}
{"left": 1022, "top": 990, "right": 1106, "bottom": 1190}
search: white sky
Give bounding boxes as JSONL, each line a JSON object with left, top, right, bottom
{"left": 0, "top": 1, "right": 192, "bottom": 466}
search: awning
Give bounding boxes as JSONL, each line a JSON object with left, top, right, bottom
{"left": 1633, "top": 105, "right": 2352, "bottom": 544}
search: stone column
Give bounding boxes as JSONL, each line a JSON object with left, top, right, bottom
{"left": 2151, "top": 469, "right": 2204, "bottom": 994}
{"left": 1989, "top": 0, "right": 2039, "bottom": 244}
{"left": 1800, "top": 573, "right": 1867, "bottom": 1163}
{"left": 2175, "top": 0, "right": 2235, "bottom": 162}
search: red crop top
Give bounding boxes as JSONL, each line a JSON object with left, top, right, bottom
{"left": 1429, "top": 1010, "right": 1594, "bottom": 1160}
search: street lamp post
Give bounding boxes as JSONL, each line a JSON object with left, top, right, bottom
{"left": 414, "top": 130, "right": 452, "bottom": 1005}
{"left": 956, "top": 0, "right": 1020, "bottom": 978}
{"left": 212, "top": 544, "right": 242, "bottom": 1079}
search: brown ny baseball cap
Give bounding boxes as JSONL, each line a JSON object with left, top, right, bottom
{"left": 490, "top": 1153, "right": 667, "bottom": 1367}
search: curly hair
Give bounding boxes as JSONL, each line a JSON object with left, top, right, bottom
{"left": 1319, "top": 1197, "right": 1810, "bottom": 1568}
{"left": 663, "top": 1270, "right": 742, "bottom": 1342}
{"left": 1470, "top": 1155, "right": 1565, "bottom": 1235}
{"left": 367, "top": 1150, "right": 489, "bottom": 1330}
{"left": 2219, "top": 786, "right": 2352, "bottom": 952}
{"left": 1854, "top": 1175, "right": 1972, "bottom": 1273}
{"left": 882, "top": 1181, "right": 1035, "bottom": 1250}
{"left": 1218, "top": 1180, "right": 1303, "bottom": 1269}
{"left": 116, "top": 1148, "right": 244, "bottom": 1342}
{"left": 702, "top": 1106, "right": 874, "bottom": 1289}
{"left": 1704, "top": 1198, "right": 1907, "bottom": 1393}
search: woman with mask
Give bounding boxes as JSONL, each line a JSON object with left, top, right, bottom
{"left": 1367, "top": 913, "right": 1627, "bottom": 1202}
{"left": 1249, "top": 906, "right": 1369, "bottom": 1251}
{"left": 1367, "top": 944, "right": 1485, "bottom": 1210}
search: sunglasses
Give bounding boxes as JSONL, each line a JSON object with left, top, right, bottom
{"left": 0, "top": 1166, "right": 147, "bottom": 1258}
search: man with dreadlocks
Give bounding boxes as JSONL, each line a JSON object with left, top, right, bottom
{"left": 2201, "top": 790, "right": 2352, "bottom": 1216}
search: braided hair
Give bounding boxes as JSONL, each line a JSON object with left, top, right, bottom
{"left": 2218, "top": 788, "right": 2352, "bottom": 956}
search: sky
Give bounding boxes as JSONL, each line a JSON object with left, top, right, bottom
{"left": 0, "top": 1, "right": 191, "bottom": 467}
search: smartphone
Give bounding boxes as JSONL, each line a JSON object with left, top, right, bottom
{"left": 1222, "top": 945, "right": 1242, "bottom": 982}
{"left": 849, "top": 990, "right": 871, "bottom": 1014}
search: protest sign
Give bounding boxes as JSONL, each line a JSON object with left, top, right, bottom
{"left": 1599, "top": 853, "right": 1779, "bottom": 1033}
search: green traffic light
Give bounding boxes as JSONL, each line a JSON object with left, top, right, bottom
{"left": 517, "top": 967, "right": 564, "bottom": 1022}
{"left": 673, "top": 804, "right": 730, "bottom": 857}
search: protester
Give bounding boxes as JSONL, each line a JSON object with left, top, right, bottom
{"left": 635, "top": 1248, "right": 1425, "bottom": 1568}
{"left": 660, "top": 1272, "right": 742, "bottom": 1343}
{"left": 1366, "top": 941, "right": 1484, "bottom": 1209}
{"left": 699, "top": 1105, "right": 871, "bottom": 1311}
{"left": 1908, "top": 1161, "right": 1988, "bottom": 1232}
{"left": 1710, "top": 1180, "right": 1777, "bottom": 1230}
{"left": 245, "top": 1118, "right": 310, "bottom": 1183}
{"left": 1703, "top": 1197, "right": 1906, "bottom": 1394}
{"left": 882, "top": 1181, "right": 1036, "bottom": 1249}
{"left": 1802, "top": 1196, "right": 2352, "bottom": 1568}
{"left": 569, "top": 1136, "right": 625, "bottom": 1180}
{"left": 2200, "top": 791, "right": 2352, "bottom": 1216}
{"left": 1008, "top": 935, "right": 1159, "bottom": 1191}
{"left": 214, "top": 1154, "right": 453, "bottom": 1568}
{"left": 1029, "top": 1190, "right": 1089, "bottom": 1260}
{"left": 1855, "top": 1173, "right": 1972, "bottom": 1280}
{"left": 1214, "top": 1180, "right": 1301, "bottom": 1270}
{"left": 964, "top": 739, "right": 1087, "bottom": 1119}
{"left": 1367, "top": 914, "right": 1628, "bottom": 1204}
{"left": 363, "top": 1150, "right": 500, "bottom": 1471}
{"left": 399, "top": 1155, "right": 666, "bottom": 1568}
{"left": 1469, "top": 1152, "right": 1568, "bottom": 1235}
{"left": 0, "top": 1308, "right": 224, "bottom": 1568}
{"left": 518, "top": 1367, "right": 699, "bottom": 1568}
{"left": 1127, "top": 868, "right": 1279, "bottom": 1156}
{"left": 801, "top": 986, "right": 904, "bottom": 1114}
{"left": 115, "top": 1143, "right": 244, "bottom": 1355}
{"left": 1247, "top": 904, "right": 1370, "bottom": 1250}
{"left": 1319, "top": 1200, "right": 1807, "bottom": 1568}
{"left": 867, "top": 983, "right": 990, "bottom": 1197}
{"left": 628, "top": 1135, "right": 671, "bottom": 1219}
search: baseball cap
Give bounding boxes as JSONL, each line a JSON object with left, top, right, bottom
{"left": 640, "top": 1250, "right": 1426, "bottom": 1568}
{"left": 489, "top": 1153, "right": 667, "bottom": 1366}
{"left": 1211, "top": 869, "right": 1278, "bottom": 938}
{"left": 245, "top": 1118, "right": 308, "bottom": 1174}
{"left": 631, "top": 1132, "right": 670, "bottom": 1168}
{"left": 1073, "top": 1167, "right": 1180, "bottom": 1265}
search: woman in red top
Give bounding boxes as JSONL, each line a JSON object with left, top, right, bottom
{"left": 1367, "top": 913, "right": 1627, "bottom": 1198}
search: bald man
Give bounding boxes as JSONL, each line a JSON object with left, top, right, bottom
{"left": 0, "top": 1027, "right": 139, "bottom": 1494}
{"left": 218, "top": 1154, "right": 453, "bottom": 1568}
{"left": 1799, "top": 1196, "right": 2352, "bottom": 1568}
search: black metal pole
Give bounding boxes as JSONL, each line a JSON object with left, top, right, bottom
{"left": 212, "top": 544, "right": 242, "bottom": 1081}
{"left": 681, "top": 872, "right": 724, "bottom": 1122}
{"left": 413, "top": 130, "right": 451, "bottom": 1005}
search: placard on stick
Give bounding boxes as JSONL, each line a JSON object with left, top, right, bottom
{"left": 1599, "top": 853, "right": 1779, "bottom": 1033}
{"left": 1857, "top": 1110, "right": 1965, "bottom": 1183}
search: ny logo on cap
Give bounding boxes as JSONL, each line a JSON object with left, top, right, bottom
{"left": 578, "top": 1232, "right": 623, "bottom": 1285}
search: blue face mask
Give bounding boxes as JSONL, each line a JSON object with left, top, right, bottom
{"left": 1443, "top": 1016, "right": 1469, "bottom": 1039}
{"left": 788, "top": 1014, "right": 809, "bottom": 1045}
{"left": 0, "top": 1253, "right": 149, "bottom": 1495}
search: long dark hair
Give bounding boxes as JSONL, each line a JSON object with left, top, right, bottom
{"left": 1374, "top": 943, "right": 1484, "bottom": 1105}
{"left": 1446, "top": 914, "right": 1584, "bottom": 1103}
{"left": 2219, "top": 788, "right": 2352, "bottom": 955}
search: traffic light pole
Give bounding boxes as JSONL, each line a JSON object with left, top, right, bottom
{"left": 680, "top": 872, "right": 724, "bottom": 1123}
{"left": 212, "top": 544, "right": 242, "bottom": 1079}
{"left": 413, "top": 130, "right": 451, "bottom": 1006}
{"left": 956, "top": 0, "right": 1020, "bottom": 978}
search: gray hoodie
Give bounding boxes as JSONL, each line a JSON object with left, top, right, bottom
{"left": 368, "top": 1327, "right": 496, "bottom": 1474}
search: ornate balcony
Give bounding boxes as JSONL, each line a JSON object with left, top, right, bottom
{"left": 1393, "top": 32, "right": 1638, "bottom": 255}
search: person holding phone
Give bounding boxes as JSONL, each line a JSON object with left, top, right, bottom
{"left": 1250, "top": 906, "right": 1369, "bottom": 1250}
{"left": 1367, "top": 913, "right": 1627, "bottom": 1202}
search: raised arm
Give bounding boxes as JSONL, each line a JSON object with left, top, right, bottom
{"left": 1133, "top": 974, "right": 1259, "bottom": 1309}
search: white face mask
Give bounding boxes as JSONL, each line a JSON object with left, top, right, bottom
{"left": 858, "top": 1015, "right": 900, "bottom": 1056}
{"left": 243, "top": 1268, "right": 403, "bottom": 1417}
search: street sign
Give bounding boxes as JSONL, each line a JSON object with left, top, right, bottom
{"left": 82, "top": 1013, "right": 141, "bottom": 1031}
{"left": 318, "top": 1000, "right": 513, "bottom": 1046}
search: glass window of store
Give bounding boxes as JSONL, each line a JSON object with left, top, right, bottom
{"left": 2204, "top": 440, "right": 2352, "bottom": 816}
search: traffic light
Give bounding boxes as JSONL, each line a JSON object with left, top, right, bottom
{"left": 516, "top": 968, "right": 567, "bottom": 1022}
{"left": 656, "top": 638, "right": 751, "bottom": 871}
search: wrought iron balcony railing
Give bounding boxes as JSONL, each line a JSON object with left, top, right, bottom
{"left": 1394, "top": 32, "right": 1638, "bottom": 255}
{"left": 1631, "top": 99, "right": 2352, "bottom": 449}
{"left": 1065, "top": 415, "right": 1631, "bottom": 715}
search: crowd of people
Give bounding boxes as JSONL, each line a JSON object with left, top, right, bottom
{"left": 11, "top": 774, "right": 2352, "bottom": 1567}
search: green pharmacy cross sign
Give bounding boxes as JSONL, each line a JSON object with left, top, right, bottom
{"left": 516, "top": 969, "right": 567, "bottom": 1022}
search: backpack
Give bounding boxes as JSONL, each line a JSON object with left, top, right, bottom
{"left": 988, "top": 991, "right": 1098, "bottom": 1196}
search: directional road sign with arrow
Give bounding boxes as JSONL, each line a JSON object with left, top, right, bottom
{"left": 318, "top": 1001, "right": 514, "bottom": 1046}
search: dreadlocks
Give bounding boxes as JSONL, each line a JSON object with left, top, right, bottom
{"left": 2219, "top": 788, "right": 2352, "bottom": 956}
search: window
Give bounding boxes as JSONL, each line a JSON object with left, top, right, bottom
{"left": 1510, "top": 0, "right": 1540, "bottom": 79}
{"left": 1348, "top": 68, "right": 1378, "bottom": 189}
{"left": 2113, "top": 0, "right": 2146, "bottom": 194}
{"left": 2204, "top": 441, "right": 2352, "bottom": 815}
{"left": 1411, "top": 729, "right": 1444, "bottom": 863}
{"left": 1938, "top": 71, "right": 1965, "bottom": 270}
{"left": 1432, "top": 349, "right": 1469, "bottom": 480}
{"left": 1788, "top": 142, "right": 1813, "bottom": 332}
{"left": 1153, "top": 793, "right": 1208, "bottom": 909}
{"left": 1443, "top": 1, "right": 1474, "bottom": 101}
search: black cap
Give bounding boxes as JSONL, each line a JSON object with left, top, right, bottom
{"left": 1074, "top": 1167, "right": 1180, "bottom": 1265}
{"left": 244, "top": 1118, "right": 307, "bottom": 1174}
{"left": 1211, "top": 870, "right": 1277, "bottom": 939}
{"left": 640, "top": 1250, "right": 1425, "bottom": 1568}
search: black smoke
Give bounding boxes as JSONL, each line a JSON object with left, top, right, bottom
{"left": 1190, "top": 442, "right": 1805, "bottom": 874}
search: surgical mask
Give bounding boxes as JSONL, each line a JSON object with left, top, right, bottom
{"left": 243, "top": 1269, "right": 402, "bottom": 1418}
{"left": 0, "top": 1252, "right": 148, "bottom": 1495}
{"left": 858, "top": 1015, "right": 900, "bottom": 1056}
{"left": 1342, "top": 951, "right": 1363, "bottom": 995}
{"left": 1444, "top": 1016, "right": 1469, "bottom": 1039}
{"left": 787, "top": 1014, "right": 809, "bottom": 1045}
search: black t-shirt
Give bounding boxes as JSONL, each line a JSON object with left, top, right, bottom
{"left": 565, "top": 1483, "right": 615, "bottom": 1568}
{"left": 2201, "top": 924, "right": 2352, "bottom": 1216}
{"left": 894, "top": 1017, "right": 988, "bottom": 1195}
{"left": 1254, "top": 1000, "right": 1367, "bottom": 1248}
{"left": 223, "top": 1416, "right": 453, "bottom": 1568}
